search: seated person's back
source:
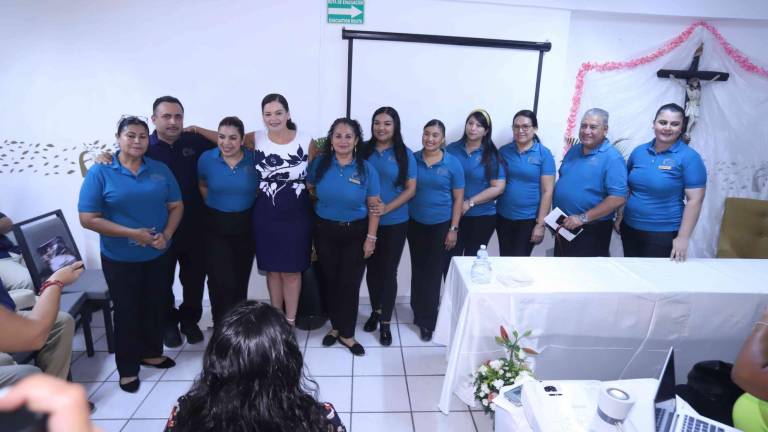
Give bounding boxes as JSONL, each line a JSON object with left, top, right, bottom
{"left": 165, "top": 301, "right": 346, "bottom": 432}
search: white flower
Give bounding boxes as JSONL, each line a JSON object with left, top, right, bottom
{"left": 493, "top": 379, "right": 506, "bottom": 389}
{"left": 506, "top": 373, "right": 512, "bottom": 377}
{"left": 490, "top": 403, "right": 496, "bottom": 411}
{"left": 481, "top": 383, "right": 490, "bottom": 394}
{"left": 478, "top": 365, "right": 488, "bottom": 374}
{"left": 482, "top": 399, "right": 489, "bottom": 406}
{"left": 489, "top": 360, "right": 502, "bottom": 370}
{"left": 478, "top": 390, "right": 486, "bottom": 397}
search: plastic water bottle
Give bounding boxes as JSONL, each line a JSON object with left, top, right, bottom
{"left": 470, "top": 244, "right": 492, "bottom": 284}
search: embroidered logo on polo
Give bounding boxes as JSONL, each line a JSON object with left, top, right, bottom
{"left": 436, "top": 167, "right": 449, "bottom": 177}
{"left": 182, "top": 148, "right": 196, "bottom": 157}
{"left": 527, "top": 156, "right": 542, "bottom": 165}
{"left": 149, "top": 173, "right": 166, "bottom": 182}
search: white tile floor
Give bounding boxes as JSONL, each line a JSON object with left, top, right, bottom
{"left": 71, "top": 301, "right": 494, "bottom": 432}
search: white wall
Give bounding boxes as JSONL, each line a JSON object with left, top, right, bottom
{"left": 1, "top": 1, "right": 766, "bottom": 300}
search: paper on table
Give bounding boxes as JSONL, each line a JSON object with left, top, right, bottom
{"left": 544, "top": 207, "right": 583, "bottom": 241}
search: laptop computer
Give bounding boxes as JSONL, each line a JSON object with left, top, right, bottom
{"left": 654, "top": 348, "right": 739, "bottom": 432}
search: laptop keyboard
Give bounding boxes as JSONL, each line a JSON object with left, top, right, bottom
{"left": 656, "top": 407, "right": 674, "bottom": 432}
{"left": 681, "top": 415, "right": 724, "bottom": 432}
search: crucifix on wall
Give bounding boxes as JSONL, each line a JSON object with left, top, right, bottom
{"left": 657, "top": 43, "right": 729, "bottom": 142}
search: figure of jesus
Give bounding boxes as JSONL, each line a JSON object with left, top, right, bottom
{"left": 670, "top": 74, "right": 720, "bottom": 141}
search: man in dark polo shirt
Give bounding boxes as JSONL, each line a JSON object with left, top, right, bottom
{"left": 147, "top": 96, "right": 215, "bottom": 346}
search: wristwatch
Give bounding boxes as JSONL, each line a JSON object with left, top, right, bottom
{"left": 449, "top": 225, "right": 459, "bottom": 232}
{"left": 578, "top": 213, "right": 589, "bottom": 224}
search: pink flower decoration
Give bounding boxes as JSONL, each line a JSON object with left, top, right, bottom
{"left": 563, "top": 21, "right": 768, "bottom": 153}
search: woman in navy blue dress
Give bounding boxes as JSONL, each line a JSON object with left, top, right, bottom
{"left": 250, "top": 94, "right": 314, "bottom": 325}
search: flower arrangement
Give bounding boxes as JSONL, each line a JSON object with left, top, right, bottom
{"left": 473, "top": 326, "right": 537, "bottom": 415}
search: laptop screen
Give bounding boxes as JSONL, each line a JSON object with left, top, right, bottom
{"left": 654, "top": 348, "right": 677, "bottom": 432}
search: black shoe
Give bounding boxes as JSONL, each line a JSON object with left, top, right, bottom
{"left": 163, "top": 324, "right": 183, "bottom": 348}
{"left": 140, "top": 357, "right": 176, "bottom": 369}
{"left": 419, "top": 327, "right": 433, "bottom": 342}
{"left": 339, "top": 338, "right": 365, "bottom": 356}
{"left": 181, "top": 323, "right": 204, "bottom": 344}
{"left": 322, "top": 332, "right": 338, "bottom": 347}
{"left": 379, "top": 323, "right": 392, "bottom": 346}
{"left": 363, "top": 311, "right": 380, "bottom": 332}
{"left": 119, "top": 377, "right": 140, "bottom": 393}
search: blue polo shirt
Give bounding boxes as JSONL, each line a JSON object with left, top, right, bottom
{"left": 197, "top": 149, "right": 260, "bottom": 213}
{"left": 624, "top": 139, "right": 706, "bottom": 232}
{"left": 307, "top": 155, "right": 380, "bottom": 222}
{"left": 147, "top": 131, "right": 215, "bottom": 226}
{"left": 409, "top": 150, "right": 465, "bottom": 225}
{"left": 78, "top": 152, "right": 182, "bottom": 262}
{"left": 553, "top": 139, "right": 628, "bottom": 221}
{"left": 446, "top": 140, "right": 505, "bottom": 217}
{"left": 497, "top": 140, "right": 556, "bottom": 220}
{"left": 366, "top": 146, "right": 417, "bottom": 226}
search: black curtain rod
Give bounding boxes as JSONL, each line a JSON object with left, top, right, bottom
{"left": 342, "top": 28, "right": 551, "bottom": 52}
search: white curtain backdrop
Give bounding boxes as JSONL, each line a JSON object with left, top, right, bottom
{"left": 571, "top": 24, "right": 768, "bottom": 257}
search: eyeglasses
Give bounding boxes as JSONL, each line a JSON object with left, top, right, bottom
{"left": 116, "top": 115, "right": 148, "bottom": 128}
{"left": 512, "top": 125, "right": 533, "bottom": 131}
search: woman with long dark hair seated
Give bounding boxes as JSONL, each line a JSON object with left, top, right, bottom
{"left": 165, "top": 301, "right": 346, "bottom": 432}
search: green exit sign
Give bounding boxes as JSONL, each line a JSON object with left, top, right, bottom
{"left": 328, "top": 0, "right": 364, "bottom": 24}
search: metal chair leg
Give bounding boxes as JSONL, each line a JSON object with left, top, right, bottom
{"left": 102, "top": 300, "right": 115, "bottom": 354}
{"left": 82, "top": 307, "right": 94, "bottom": 357}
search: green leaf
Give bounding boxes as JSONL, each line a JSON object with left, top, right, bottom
{"left": 523, "top": 329, "right": 532, "bottom": 337}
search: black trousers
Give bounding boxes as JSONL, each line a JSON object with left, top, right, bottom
{"left": 554, "top": 219, "right": 614, "bottom": 257}
{"left": 620, "top": 222, "right": 677, "bottom": 258}
{"left": 408, "top": 220, "right": 450, "bottom": 331}
{"left": 167, "top": 219, "right": 207, "bottom": 327}
{"left": 315, "top": 217, "right": 367, "bottom": 339}
{"left": 445, "top": 215, "right": 496, "bottom": 275}
{"left": 101, "top": 251, "right": 172, "bottom": 377}
{"left": 496, "top": 217, "right": 537, "bottom": 257}
{"left": 205, "top": 207, "right": 255, "bottom": 326}
{"left": 366, "top": 222, "right": 408, "bottom": 322}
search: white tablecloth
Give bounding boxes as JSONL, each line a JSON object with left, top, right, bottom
{"left": 434, "top": 257, "right": 768, "bottom": 414}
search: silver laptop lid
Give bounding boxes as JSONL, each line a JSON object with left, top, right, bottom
{"left": 654, "top": 347, "right": 676, "bottom": 432}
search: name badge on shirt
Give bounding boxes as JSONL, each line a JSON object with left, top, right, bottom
{"left": 659, "top": 158, "right": 676, "bottom": 170}
{"left": 348, "top": 176, "right": 361, "bottom": 185}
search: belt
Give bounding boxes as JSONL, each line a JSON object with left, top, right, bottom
{"left": 318, "top": 217, "right": 367, "bottom": 226}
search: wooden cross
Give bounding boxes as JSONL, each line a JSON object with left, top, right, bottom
{"left": 657, "top": 43, "right": 729, "bottom": 141}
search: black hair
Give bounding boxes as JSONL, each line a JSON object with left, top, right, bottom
{"left": 460, "top": 110, "right": 506, "bottom": 182}
{"left": 218, "top": 116, "right": 245, "bottom": 139}
{"left": 423, "top": 119, "right": 446, "bottom": 136}
{"left": 261, "top": 93, "right": 297, "bottom": 131}
{"left": 152, "top": 95, "right": 184, "bottom": 114}
{"left": 360, "top": 107, "right": 409, "bottom": 188}
{"left": 116, "top": 116, "right": 149, "bottom": 136}
{"left": 513, "top": 109, "right": 541, "bottom": 143}
{"left": 173, "top": 301, "right": 328, "bottom": 432}
{"left": 313, "top": 118, "right": 366, "bottom": 184}
{"left": 654, "top": 103, "right": 685, "bottom": 120}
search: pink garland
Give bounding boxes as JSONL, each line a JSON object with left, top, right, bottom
{"left": 564, "top": 21, "right": 768, "bottom": 152}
